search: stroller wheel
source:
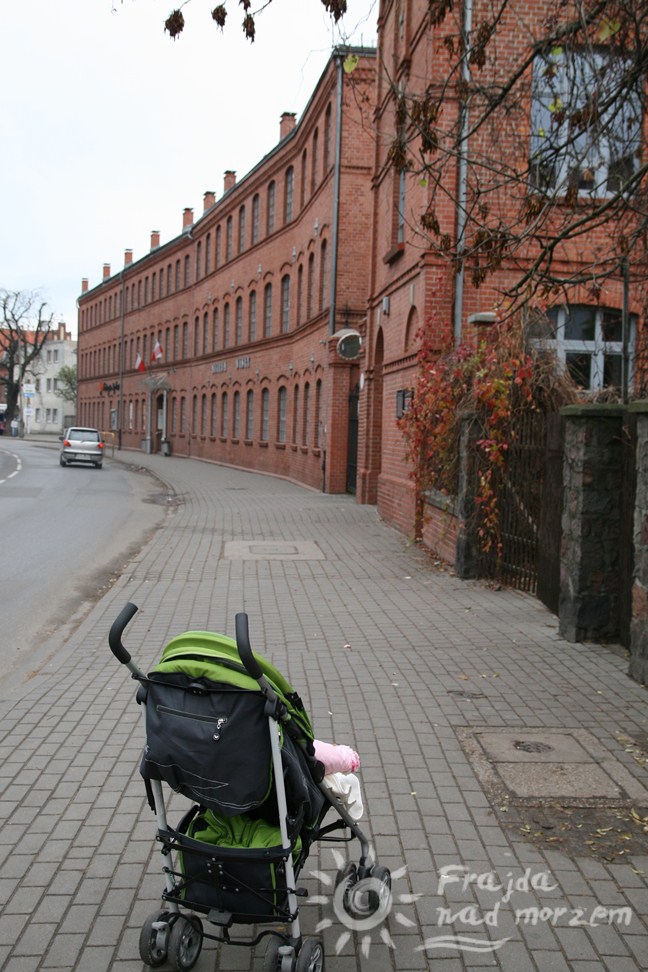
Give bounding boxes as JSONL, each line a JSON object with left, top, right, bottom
{"left": 262, "top": 937, "right": 291, "bottom": 972}
{"left": 168, "top": 914, "right": 203, "bottom": 971}
{"left": 366, "top": 865, "right": 392, "bottom": 915}
{"left": 296, "top": 937, "right": 325, "bottom": 972}
{"left": 139, "top": 909, "right": 171, "bottom": 967}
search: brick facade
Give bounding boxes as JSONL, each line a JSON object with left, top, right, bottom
{"left": 77, "top": 49, "right": 376, "bottom": 495}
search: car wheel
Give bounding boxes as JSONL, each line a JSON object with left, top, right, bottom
{"left": 95, "top": 462, "right": 103, "bottom": 469}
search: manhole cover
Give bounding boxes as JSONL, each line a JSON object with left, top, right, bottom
{"left": 514, "top": 740, "right": 553, "bottom": 754}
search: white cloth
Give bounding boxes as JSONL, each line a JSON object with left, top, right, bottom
{"left": 322, "top": 772, "right": 364, "bottom": 821}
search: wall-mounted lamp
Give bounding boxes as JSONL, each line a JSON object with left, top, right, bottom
{"left": 257, "top": 264, "right": 262, "bottom": 278}
{"left": 314, "top": 218, "right": 319, "bottom": 238}
{"left": 292, "top": 246, "right": 297, "bottom": 262}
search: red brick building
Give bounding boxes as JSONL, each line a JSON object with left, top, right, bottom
{"left": 77, "top": 48, "right": 376, "bottom": 494}
{"left": 78, "top": 6, "right": 644, "bottom": 556}
{"left": 358, "top": 0, "right": 645, "bottom": 555}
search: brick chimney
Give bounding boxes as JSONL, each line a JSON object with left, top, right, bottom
{"left": 150, "top": 230, "right": 160, "bottom": 250}
{"left": 224, "top": 170, "right": 236, "bottom": 193}
{"left": 280, "top": 112, "right": 297, "bottom": 139}
{"left": 103, "top": 263, "right": 111, "bottom": 280}
{"left": 183, "top": 208, "right": 194, "bottom": 230}
{"left": 203, "top": 190, "right": 216, "bottom": 212}
{"left": 81, "top": 278, "right": 89, "bottom": 293}
{"left": 124, "top": 249, "right": 133, "bottom": 266}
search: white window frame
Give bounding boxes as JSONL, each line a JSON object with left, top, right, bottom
{"left": 540, "top": 305, "right": 636, "bottom": 391}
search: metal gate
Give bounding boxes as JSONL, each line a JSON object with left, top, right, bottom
{"left": 619, "top": 411, "right": 637, "bottom": 647}
{"left": 474, "top": 411, "right": 562, "bottom": 597}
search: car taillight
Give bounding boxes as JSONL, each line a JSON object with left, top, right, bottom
{"left": 98, "top": 442, "right": 104, "bottom": 450}
{"left": 63, "top": 439, "right": 71, "bottom": 447}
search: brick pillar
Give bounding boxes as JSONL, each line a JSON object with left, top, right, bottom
{"left": 559, "top": 405, "right": 625, "bottom": 643}
{"left": 629, "top": 403, "right": 648, "bottom": 684}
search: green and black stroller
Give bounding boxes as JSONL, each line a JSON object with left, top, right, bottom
{"left": 109, "top": 603, "right": 391, "bottom": 972}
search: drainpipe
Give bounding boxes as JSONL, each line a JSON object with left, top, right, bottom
{"left": 329, "top": 52, "right": 344, "bottom": 337}
{"left": 453, "top": 0, "right": 474, "bottom": 346}
{"left": 118, "top": 271, "right": 125, "bottom": 449}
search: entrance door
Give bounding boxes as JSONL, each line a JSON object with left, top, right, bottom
{"left": 346, "top": 383, "right": 359, "bottom": 494}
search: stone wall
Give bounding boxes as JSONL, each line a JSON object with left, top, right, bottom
{"left": 559, "top": 405, "right": 625, "bottom": 644}
{"left": 629, "top": 403, "right": 648, "bottom": 685}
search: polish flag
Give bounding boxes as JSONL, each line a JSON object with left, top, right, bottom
{"left": 135, "top": 353, "right": 146, "bottom": 373}
{"left": 151, "top": 339, "right": 164, "bottom": 362}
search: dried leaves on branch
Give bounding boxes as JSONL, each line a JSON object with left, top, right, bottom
{"left": 161, "top": 0, "right": 348, "bottom": 41}
{"left": 391, "top": 0, "right": 648, "bottom": 313}
{"left": 398, "top": 310, "right": 578, "bottom": 556}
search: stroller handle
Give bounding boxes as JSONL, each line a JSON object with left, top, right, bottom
{"left": 109, "top": 601, "right": 139, "bottom": 665}
{"left": 235, "top": 612, "right": 264, "bottom": 680}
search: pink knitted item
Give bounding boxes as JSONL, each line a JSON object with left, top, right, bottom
{"left": 313, "top": 740, "right": 360, "bottom": 774}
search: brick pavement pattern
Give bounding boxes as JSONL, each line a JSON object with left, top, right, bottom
{"left": 0, "top": 452, "right": 647, "bottom": 971}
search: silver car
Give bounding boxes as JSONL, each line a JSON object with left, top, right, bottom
{"left": 59, "top": 427, "right": 104, "bottom": 468}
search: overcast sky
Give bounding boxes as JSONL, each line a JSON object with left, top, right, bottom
{"left": 1, "top": 0, "right": 378, "bottom": 336}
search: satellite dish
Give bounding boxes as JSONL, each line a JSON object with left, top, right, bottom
{"left": 336, "top": 328, "right": 362, "bottom": 360}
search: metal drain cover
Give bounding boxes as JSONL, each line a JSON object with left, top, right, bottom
{"left": 224, "top": 540, "right": 324, "bottom": 560}
{"left": 458, "top": 727, "right": 648, "bottom": 804}
{"left": 513, "top": 740, "right": 553, "bottom": 754}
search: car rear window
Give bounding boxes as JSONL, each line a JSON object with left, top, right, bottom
{"left": 68, "top": 430, "right": 100, "bottom": 441}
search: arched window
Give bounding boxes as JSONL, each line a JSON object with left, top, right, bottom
{"left": 246, "top": 389, "right": 254, "bottom": 440}
{"left": 292, "top": 386, "right": 299, "bottom": 444}
{"left": 320, "top": 239, "right": 328, "bottom": 312}
{"left": 249, "top": 290, "right": 257, "bottom": 342}
{"left": 303, "top": 382, "right": 310, "bottom": 446}
{"left": 236, "top": 297, "right": 243, "bottom": 344}
{"left": 281, "top": 275, "right": 291, "bottom": 333}
{"left": 224, "top": 303, "right": 230, "bottom": 348}
{"left": 264, "top": 283, "right": 273, "bottom": 338}
{"left": 233, "top": 391, "right": 240, "bottom": 438}
{"left": 221, "top": 392, "right": 229, "bottom": 437}
{"left": 210, "top": 393, "right": 217, "bottom": 436}
{"left": 213, "top": 308, "right": 219, "bottom": 351}
{"left": 284, "top": 166, "right": 294, "bottom": 223}
{"left": 267, "top": 181, "right": 275, "bottom": 234}
{"left": 252, "top": 194, "right": 260, "bottom": 245}
{"left": 238, "top": 205, "right": 246, "bottom": 253}
{"left": 277, "top": 387, "right": 287, "bottom": 443}
{"left": 261, "top": 388, "right": 269, "bottom": 441}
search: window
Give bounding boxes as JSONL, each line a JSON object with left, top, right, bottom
{"left": 311, "top": 128, "right": 319, "bottom": 193}
{"left": 261, "top": 388, "right": 269, "bottom": 441}
{"left": 192, "top": 394, "right": 198, "bottom": 434}
{"left": 281, "top": 275, "right": 291, "bottom": 332}
{"left": 307, "top": 254, "right": 315, "bottom": 319}
{"left": 167, "top": 264, "right": 173, "bottom": 295}
{"left": 171, "top": 397, "right": 178, "bottom": 433}
{"left": 224, "top": 303, "right": 230, "bottom": 348}
{"left": 233, "top": 391, "right": 240, "bottom": 438}
{"left": 173, "top": 325, "right": 179, "bottom": 360}
{"left": 151, "top": 273, "right": 156, "bottom": 303}
{"left": 303, "top": 382, "right": 310, "bottom": 446}
{"left": 246, "top": 390, "right": 254, "bottom": 440}
{"left": 249, "top": 290, "right": 257, "bottom": 342}
{"left": 320, "top": 239, "right": 328, "bottom": 312}
{"left": 252, "top": 194, "right": 260, "bottom": 244}
{"left": 236, "top": 297, "right": 243, "bottom": 344}
{"left": 293, "top": 386, "right": 299, "bottom": 444}
{"left": 226, "top": 216, "right": 233, "bottom": 261}
{"left": 324, "top": 103, "right": 332, "bottom": 172}
{"left": 205, "top": 233, "right": 212, "bottom": 275}
{"left": 182, "top": 321, "right": 189, "bottom": 358}
{"left": 264, "top": 284, "right": 273, "bottom": 337}
{"left": 239, "top": 206, "right": 246, "bottom": 253}
{"left": 315, "top": 379, "right": 322, "bottom": 447}
{"left": 538, "top": 304, "right": 636, "bottom": 391}
{"left": 277, "top": 387, "right": 287, "bottom": 442}
{"left": 216, "top": 226, "right": 222, "bottom": 267}
{"left": 213, "top": 308, "right": 219, "bottom": 351}
{"left": 184, "top": 255, "right": 190, "bottom": 287}
{"left": 297, "top": 265, "right": 303, "bottom": 326}
{"left": 210, "top": 393, "right": 217, "bottom": 436}
{"left": 530, "top": 48, "right": 642, "bottom": 197}
{"left": 267, "top": 181, "right": 275, "bottom": 234}
{"left": 193, "top": 316, "right": 200, "bottom": 357}
{"left": 285, "top": 166, "right": 294, "bottom": 223}
{"left": 175, "top": 260, "right": 181, "bottom": 291}
{"left": 201, "top": 393, "right": 207, "bottom": 435}
{"left": 301, "top": 149, "right": 307, "bottom": 208}
{"left": 203, "top": 312, "right": 209, "bottom": 354}
{"left": 180, "top": 397, "right": 186, "bottom": 434}
{"left": 196, "top": 241, "right": 202, "bottom": 281}
{"left": 221, "top": 392, "right": 229, "bottom": 437}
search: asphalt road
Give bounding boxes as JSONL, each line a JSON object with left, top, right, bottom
{"left": 0, "top": 437, "right": 167, "bottom": 688}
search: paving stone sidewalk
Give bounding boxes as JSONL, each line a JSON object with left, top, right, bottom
{"left": 1, "top": 451, "right": 647, "bottom": 972}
